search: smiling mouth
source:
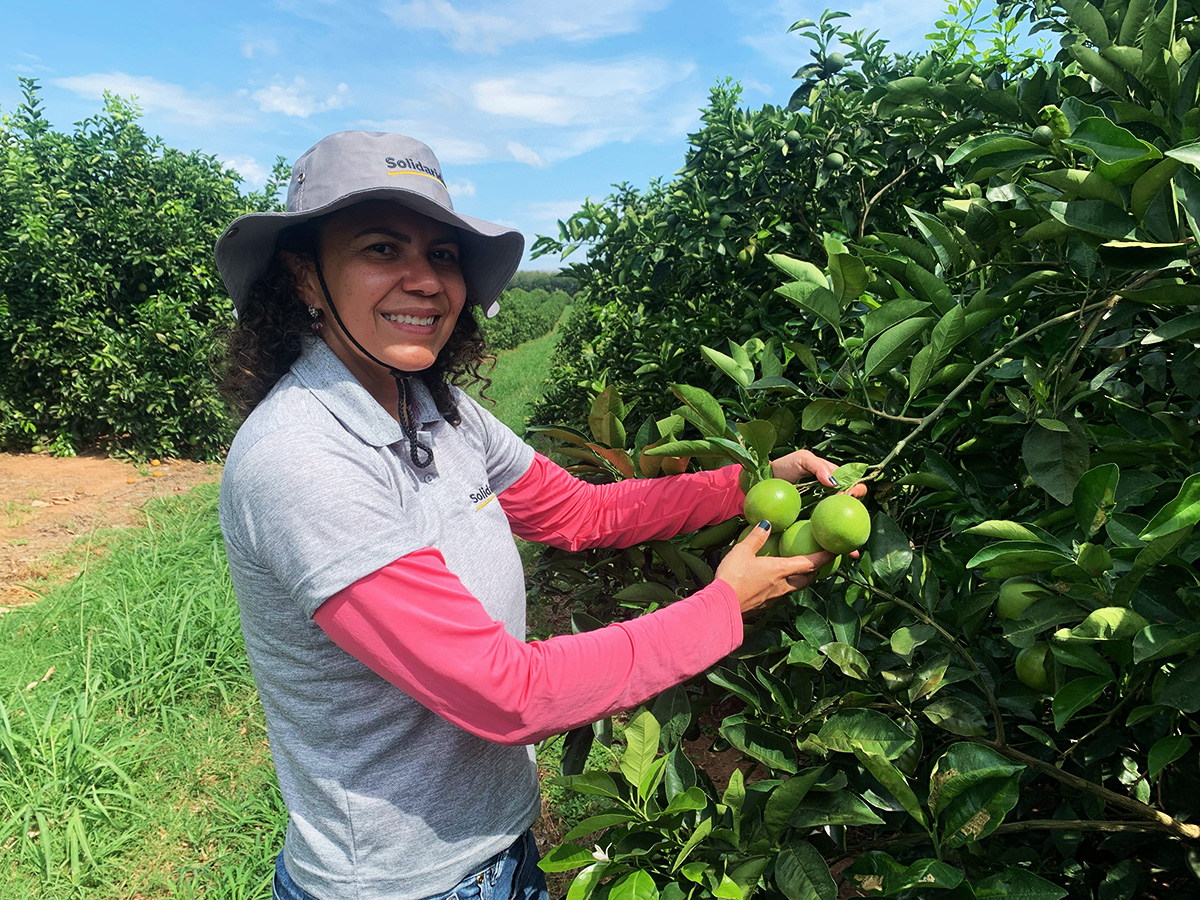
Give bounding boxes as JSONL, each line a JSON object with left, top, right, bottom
{"left": 382, "top": 313, "right": 437, "bottom": 326}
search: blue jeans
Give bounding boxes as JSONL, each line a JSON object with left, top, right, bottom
{"left": 272, "top": 829, "right": 549, "bottom": 900}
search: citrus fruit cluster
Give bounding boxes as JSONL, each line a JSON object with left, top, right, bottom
{"left": 739, "top": 476, "right": 871, "bottom": 577}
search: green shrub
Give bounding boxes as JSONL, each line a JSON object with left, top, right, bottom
{"left": 0, "top": 78, "right": 284, "bottom": 459}
{"left": 480, "top": 287, "right": 571, "bottom": 350}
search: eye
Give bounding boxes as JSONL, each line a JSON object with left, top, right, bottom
{"left": 366, "top": 242, "right": 395, "bottom": 256}
{"left": 431, "top": 247, "right": 460, "bottom": 266}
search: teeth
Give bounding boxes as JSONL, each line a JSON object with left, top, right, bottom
{"left": 383, "top": 314, "right": 436, "bottom": 326}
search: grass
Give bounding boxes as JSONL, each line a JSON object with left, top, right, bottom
{"left": 0, "top": 485, "right": 281, "bottom": 899}
{"left": 469, "top": 305, "right": 572, "bottom": 438}
{"left": 0, "top": 311, "right": 588, "bottom": 898}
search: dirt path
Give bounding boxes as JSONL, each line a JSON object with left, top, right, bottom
{"left": 0, "top": 452, "right": 221, "bottom": 609}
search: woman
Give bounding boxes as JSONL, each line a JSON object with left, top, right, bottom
{"left": 216, "top": 130, "right": 856, "bottom": 900}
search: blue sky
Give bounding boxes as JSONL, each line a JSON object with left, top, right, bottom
{"left": 3, "top": 0, "right": 959, "bottom": 268}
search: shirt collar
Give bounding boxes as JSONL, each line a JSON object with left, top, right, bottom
{"left": 290, "top": 337, "right": 443, "bottom": 448}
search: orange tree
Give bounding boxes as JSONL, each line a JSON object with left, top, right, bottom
{"left": 0, "top": 79, "right": 286, "bottom": 459}
{"left": 531, "top": 1, "right": 1200, "bottom": 897}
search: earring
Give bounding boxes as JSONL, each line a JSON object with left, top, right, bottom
{"left": 307, "top": 305, "right": 319, "bottom": 318}
{"left": 307, "top": 305, "right": 324, "bottom": 332}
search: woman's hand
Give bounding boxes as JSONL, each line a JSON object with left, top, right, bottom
{"left": 715, "top": 522, "right": 836, "bottom": 614}
{"left": 769, "top": 449, "right": 867, "bottom": 499}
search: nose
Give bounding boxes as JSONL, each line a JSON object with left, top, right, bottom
{"left": 400, "top": 251, "right": 442, "bottom": 296}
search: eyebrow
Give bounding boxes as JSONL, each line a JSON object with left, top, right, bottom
{"left": 352, "top": 226, "right": 459, "bottom": 246}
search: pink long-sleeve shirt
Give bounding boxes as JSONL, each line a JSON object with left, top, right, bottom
{"left": 313, "top": 454, "right": 746, "bottom": 745}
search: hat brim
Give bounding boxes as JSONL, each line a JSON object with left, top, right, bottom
{"left": 216, "top": 185, "right": 524, "bottom": 318}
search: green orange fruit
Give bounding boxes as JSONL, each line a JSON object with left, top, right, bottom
{"left": 779, "top": 520, "right": 841, "bottom": 578}
{"left": 824, "top": 151, "right": 847, "bottom": 170}
{"left": 1016, "top": 641, "right": 1053, "bottom": 693}
{"left": 743, "top": 478, "right": 802, "bottom": 531}
{"left": 996, "top": 577, "right": 1043, "bottom": 620}
{"left": 809, "top": 494, "right": 871, "bottom": 555}
{"left": 1032, "top": 124, "right": 1055, "bottom": 146}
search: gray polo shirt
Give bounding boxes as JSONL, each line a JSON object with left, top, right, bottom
{"left": 219, "top": 337, "right": 537, "bottom": 900}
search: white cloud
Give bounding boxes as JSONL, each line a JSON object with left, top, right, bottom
{"left": 445, "top": 178, "right": 477, "bottom": 198}
{"left": 524, "top": 199, "right": 584, "bottom": 224}
{"left": 220, "top": 154, "right": 270, "bottom": 188}
{"left": 241, "top": 37, "right": 278, "bottom": 58}
{"left": 382, "top": 0, "right": 671, "bottom": 54}
{"left": 507, "top": 141, "right": 546, "bottom": 168}
{"left": 53, "top": 72, "right": 252, "bottom": 127}
{"left": 252, "top": 76, "right": 350, "bottom": 117}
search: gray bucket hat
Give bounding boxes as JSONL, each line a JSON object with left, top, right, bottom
{"left": 215, "top": 130, "right": 524, "bottom": 318}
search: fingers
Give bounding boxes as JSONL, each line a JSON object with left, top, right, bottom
{"left": 737, "top": 520, "right": 772, "bottom": 556}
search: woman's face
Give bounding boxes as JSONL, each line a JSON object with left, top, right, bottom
{"left": 290, "top": 199, "right": 467, "bottom": 407}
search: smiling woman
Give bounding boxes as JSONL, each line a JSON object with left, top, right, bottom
{"left": 213, "top": 130, "right": 851, "bottom": 900}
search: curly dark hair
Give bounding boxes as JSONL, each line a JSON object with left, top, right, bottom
{"left": 220, "top": 216, "right": 492, "bottom": 425}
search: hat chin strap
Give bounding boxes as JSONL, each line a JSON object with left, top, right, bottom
{"left": 313, "top": 258, "right": 434, "bottom": 468}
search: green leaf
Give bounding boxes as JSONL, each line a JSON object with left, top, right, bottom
{"left": 817, "top": 709, "right": 914, "bottom": 760}
{"left": 1133, "top": 623, "right": 1200, "bottom": 664}
{"left": 720, "top": 716, "right": 797, "bottom": 773}
{"left": 768, "top": 253, "right": 827, "bottom": 286}
{"left": 554, "top": 771, "right": 622, "bottom": 798}
{"left": 1062, "top": 117, "right": 1162, "bottom": 170}
{"left": 563, "top": 812, "right": 639, "bottom": 842}
{"left": 776, "top": 283, "right": 844, "bottom": 339}
{"left": 973, "top": 868, "right": 1068, "bottom": 900}
{"left": 613, "top": 582, "right": 680, "bottom": 605}
{"left": 863, "top": 299, "right": 932, "bottom": 343}
{"left": 610, "top": 870, "right": 660, "bottom": 899}
{"left": 829, "top": 253, "right": 869, "bottom": 305}
{"left": 1140, "top": 312, "right": 1200, "bottom": 345}
{"left": 763, "top": 768, "right": 824, "bottom": 840}
{"left": 1050, "top": 643, "right": 1113, "bottom": 679}
{"left": 1073, "top": 464, "right": 1120, "bottom": 538}
{"left": 1048, "top": 200, "right": 1138, "bottom": 239}
{"left": 1030, "top": 168, "right": 1125, "bottom": 205}
{"left": 1052, "top": 676, "right": 1112, "bottom": 730}
{"left": 737, "top": 420, "right": 777, "bottom": 469}
{"left": 865, "top": 318, "right": 935, "bottom": 377}
{"left": 922, "top": 695, "right": 989, "bottom": 736}
{"left": 539, "top": 843, "right": 601, "bottom": 872}
{"left": 947, "top": 133, "right": 1043, "bottom": 166}
{"left": 1148, "top": 735, "right": 1191, "bottom": 779}
{"left": 1158, "top": 657, "right": 1200, "bottom": 712}
{"left": 788, "top": 793, "right": 886, "bottom": 828}
{"left": 775, "top": 843, "right": 836, "bottom": 900}
{"left": 620, "top": 709, "right": 661, "bottom": 789}
{"left": 929, "top": 744, "right": 1022, "bottom": 846}
{"left": 671, "top": 817, "right": 713, "bottom": 873}
{"left": 820, "top": 642, "right": 870, "bottom": 680}
{"left": 854, "top": 750, "right": 927, "bottom": 828}
{"left": 891, "top": 624, "right": 936, "bottom": 660}
{"left": 1139, "top": 473, "right": 1200, "bottom": 540}
{"left": 801, "top": 400, "right": 841, "bottom": 433}
{"left": 702, "top": 345, "right": 752, "bottom": 388}
{"left": 670, "top": 384, "right": 726, "bottom": 437}
{"left": 1022, "top": 422, "right": 1090, "bottom": 505}
{"left": 963, "top": 520, "right": 1042, "bottom": 541}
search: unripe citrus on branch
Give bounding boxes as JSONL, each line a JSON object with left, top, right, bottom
{"left": 997, "top": 577, "right": 1043, "bottom": 620}
{"left": 1016, "top": 641, "right": 1053, "bottom": 693}
{"left": 743, "top": 478, "right": 802, "bottom": 531}
{"left": 809, "top": 494, "right": 871, "bottom": 555}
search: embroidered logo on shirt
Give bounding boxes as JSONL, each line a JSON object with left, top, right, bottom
{"left": 469, "top": 484, "right": 495, "bottom": 510}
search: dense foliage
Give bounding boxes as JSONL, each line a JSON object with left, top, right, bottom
{"left": 0, "top": 78, "right": 286, "bottom": 459}
{"left": 479, "top": 287, "right": 573, "bottom": 350}
{"left": 531, "top": 1, "right": 1200, "bottom": 897}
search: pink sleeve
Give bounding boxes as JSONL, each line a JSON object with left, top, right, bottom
{"left": 312, "top": 547, "right": 743, "bottom": 746}
{"left": 498, "top": 453, "right": 745, "bottom": 550}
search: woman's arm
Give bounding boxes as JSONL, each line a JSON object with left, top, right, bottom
{"left": 498, "top": 453, "right": 744, "bottom": 550}
{"left": 312, "top": 546, "right": 742, "bottom": 746}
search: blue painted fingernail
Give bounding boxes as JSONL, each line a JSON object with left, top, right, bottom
{"left": 757, "top": 520, "right": 771, "bottom": 531}
{"left": 829, "top": 475, "right": 839, "bottom": 486}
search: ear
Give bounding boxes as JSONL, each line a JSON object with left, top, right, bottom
{"left": 280, "top": 250, "right": 322, "bottom": 308}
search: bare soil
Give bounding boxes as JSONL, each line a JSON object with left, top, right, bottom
{"left": 0, "top": 451, "right": 221, "bottom": 610}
